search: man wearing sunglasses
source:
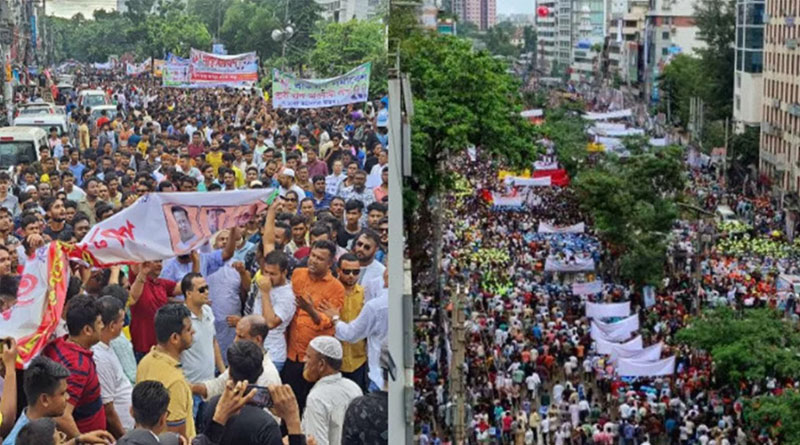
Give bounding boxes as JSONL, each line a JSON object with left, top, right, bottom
{"left": 334, "top": 253, "right": 369, "bottom": 392}
{"left": 179, "top": 273, "right": 226, "bottom": 418}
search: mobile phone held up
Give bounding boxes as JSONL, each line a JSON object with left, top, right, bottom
{"left": 246, "top": 385, "right": 273, "bottom": 409}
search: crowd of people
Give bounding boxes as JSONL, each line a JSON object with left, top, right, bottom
{"left": 0, "top": 70, "right": 389, "bottom": 445}
{"left": 414, "top": 141, "right": 800, "bottom": 445}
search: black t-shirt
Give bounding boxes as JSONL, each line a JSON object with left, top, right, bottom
{"left": 337, "top": 226, "right": 359, "bottom": 249}
{"left": 201, "top": 395, "right": 283, "bottom": 445}
{"left": 342, "top": 391, "right": 388, "bottom": 445}
{"left": 363, "top": 155, "right": 379, "bottom": 174}
{"left": 44, "top": 222, "right": 73, "bottom": 241}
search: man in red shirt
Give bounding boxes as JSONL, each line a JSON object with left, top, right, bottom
{"left": 42, "top": 294, "right": 107, "bottom": 436}
{"left": 187, "top": 131, "right": 206, "bottom": 159}
{"left": 95, "top": 110, "right": 110, "bottom": 130}
{"left": 129, "top": 260, "right": 180, "bottom": 361}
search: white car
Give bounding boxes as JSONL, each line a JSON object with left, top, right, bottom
{"left": 78, "top": 89, "right": 111, "bottom": 109}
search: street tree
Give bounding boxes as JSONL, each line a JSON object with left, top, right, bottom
{"left": 310, "top": 20, "right": 387, "bottom": 96}
{"left": 676, "top": 307, "right": 800, "bottom": 386}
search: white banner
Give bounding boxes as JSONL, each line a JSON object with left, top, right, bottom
{"left": 595, "top": 335, "right": 642, "bottom": 355}
{"left": 544, "top": 256, "right": 595, "bottom": 272}
{"left": 505, "top": 176, "right": 552, "bottom": 187}
{"left": 616, "top": 356, "right": 676, "bottom": 377}
{"left": 585, "top": 301, "right": 630, "bottom": 319}
{"left": 534, "top": 160, "right": 558, "bottom": 170}
{"left": 0, "top": 242, "right": 70, "bottom": 366}
{"left": 538, "top": 222, "right": 585, "bottom": 234}
{"left": 491, "top": 193, "right": 525, "bottom": 207}
{"left": 72, "top": 190, "right": 276, "bottom": 266}
{"left": 583, "top": 109, "right": 633, "bottom": 121}
{"left": 572, "top": 280, "right": 603, "bottom": 296}
{"left": 593, "top": 122, "right": 626, "bottom": 132}
{"left": 596, "top": 136, "right": 624, "bottom": 151}
{"left": 189, "top": 49, "right": 259, "bottom": 87}
{"left": 643, "top": 285, "right": 656, "bottom": 308}
{"left": 272, "top": 63, "right": 371, "bottom": 109}
{"left": 520, "top": 109, "right": 543, "bottom": 118}
{"left": 590, "top": 127, "right": 645, "bottom": 137}
{"left": 591, "top": 315, "right": 639, "bottom": 342}
{"left": 609, "top": 342, "right": 663, "bottom": 364}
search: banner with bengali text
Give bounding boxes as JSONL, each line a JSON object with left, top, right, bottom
{"left": 0, "top": 242, "right": 70, "bottom": 367}
{"left": 67, "top": 189, "right": 276, "bottom": 267}
{"left": 272, "top": 62, "right": 371, "bottom": 109}
{"left": 189, "top": 49, "right": 258, "bottom": 87}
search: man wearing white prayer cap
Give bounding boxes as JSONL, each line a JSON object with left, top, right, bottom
{"left": 301, "top": 336, "right": 363, "bottom": 445}
{"left": 277, "top": 167, "right": 305, "bottom": 199}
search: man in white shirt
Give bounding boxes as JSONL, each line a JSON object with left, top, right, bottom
{"left": 247, "top": 250, "right": 296, "bottom": 372}
{"left": 192, "top": 315, "right": 281, "bottom": 412}
{"left": 92, "top": 295, "right": 135, "bottom": 438}
{"left": 301, "top": 336, "right": 363, "bottom": 445}
{"left": 325, "top": 160, "right": 346, "bottom": 197}
{"left": 179, "top": 273, "right": 225, "bottom": 386}
{"left": 352, "top": 230, "right": 385, "bottom": 287}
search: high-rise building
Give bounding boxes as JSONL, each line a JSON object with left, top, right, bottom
{"left": 536, "top": 0, "right": 558, "bottom": 71}
{"left": 606, "top": 0, "right": 648, "bottom": 87}
{"left": 759, "top": 0, "right": 800, "bottom": 191}
{"left": 452, "top": 0, "right": 495, "bottom": 30}
{"left": 316, "top": 0, "right": 370, "bottom": 22}
{"left": 732, "top": 0, "right": 764, "bottom": 132}
{"left": 644, "top": 0, "right": 705, "bottom": 102}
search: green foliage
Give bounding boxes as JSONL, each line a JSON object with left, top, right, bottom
{"left": 219, "top": 1, "right": 281, "bottom": 60}
{"left": 522, "top": 26, "right": 537, "bottom": 53}
{"left": 730, "top": 125, "right": 760, "bottom": 169}
{"left": 746, "top": 390, "right": 800, "bottom": 443}
{"left": 45, "top": 5, "right": 211, "bottom": 62}
{"left": 658, "top": 54, "right": 703, "bottom": 126}
{"left": 694, "top": 0, "right": 736, "bottom": 120}
{"left": 484, "top": 22, "right": 520, "bottom": 58}
{"left": 400, "top": 32, "right": 536, "bottom": 207}
{"left": 676, "top": 307, "right": 800, "bottom": 386}
{"left": 310, "top": 20, "right": 387, "bottom": 96}
{"left": 533, "top": 107, "right": 587, "bottom": 175}
{"left": 573, "top": 146, "right": 685, "bottom": 285}
{"left": 187, "top": 0, "right": 233, "bottom": 38}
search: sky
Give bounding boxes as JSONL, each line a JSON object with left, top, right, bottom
{"left": 497, "top": 0, "right": 536, "bottom": 15}
{"left": 47, "top": 0, "right": 118, "bottom": 19}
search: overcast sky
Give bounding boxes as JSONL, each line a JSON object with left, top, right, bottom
{"left": 497, "top": 0, "right": 536, "bottom": 15}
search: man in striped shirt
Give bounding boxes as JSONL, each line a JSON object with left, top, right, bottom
{"left": 42, "top": 295, "right": 107, "bottom": 437}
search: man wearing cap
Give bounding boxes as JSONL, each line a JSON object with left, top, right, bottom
{"left": 301, "top": 336, "right": 362, "bottom": 445}
{"left": 278, "top": 168, "right": 306, "bottom": 199}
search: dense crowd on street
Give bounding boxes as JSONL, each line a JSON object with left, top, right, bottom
{"left": 414, "top": 140, "right": 800, "bottom": 445}
{"left": 0, "top": 70, "right": 389, "bottom": 445}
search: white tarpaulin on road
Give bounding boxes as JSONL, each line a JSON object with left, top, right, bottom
{"left": 609, "top": 342, "right": 663, "bottom": 364}
{"left": 538, "top": 222, "right": 585, "bottom": 233}
{"left": 572, "top": 280, "right": 603, "bottom": 296}
{"left": 591, "top": 315, "right": 639, "bottom": 341}
{"left": 505, "top": 176, "right": 552, "bottom": 187}
{"left": 583, "top": 109, "right": 633, "bottom": 121}
{"left": 616, "top": 356, "right": 676, "bottom": 377}
{"left": 595, "top": 335, "right": 642, "bottom": 355}
{"left": 585, "top": 301, "right": 630, "bottom": 319}
{"left": 74, "top": 189, "right": 276, "bottom": 266}
{"left": 544, "top": 255, "right": 595, "bottom": 272}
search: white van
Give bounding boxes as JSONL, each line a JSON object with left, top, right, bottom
{"left": 715, "top": 205, "right": 737, "bottom": 223}
{"left": 0, "top": 127, "right": 47, "bottom": 171}
{"left": 78, "top": 89, "right": 110, "bottom": 109}
{"left": 14, "top": 114, "right": 69, "bottom": 136}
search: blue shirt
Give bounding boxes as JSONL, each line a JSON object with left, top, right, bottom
{"left": 160, "top": 250, "right": 225, "bottom": 281}
{"left": 68, "top": 162, "right": 86, "bottom": 186}
{"left": 306, "top": 191, "right": 333, "bottom": 210}
{"left": 3, "top": 409, "right": 30, "bottom": 445}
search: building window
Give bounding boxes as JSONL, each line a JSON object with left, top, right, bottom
{"left": 662, "top": 31, "right": 670, "bottom": 39}
{"left": 744, "top": 50, "right": 763, "bottom": 73}
{"left": 737, "top": 73, "right": 741, "bottom": 88}
{"left": 736, "top": 95, "right": 741, "bottom": 110}
{"left": 745, "top": 27, "right": 764, "bottom": 49}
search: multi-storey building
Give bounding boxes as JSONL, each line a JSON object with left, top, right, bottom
{"left": 606, "top": 0, "right": 648, "bottom": 86}
{"left": 316, "top": 0, "right": 370, "bottom": 22}
{"left": 759, "top": 0, "right": 800, "bottom": 191}
{"left": 644, "top": 0, "right": 704, "bottom": 102}
{"left": 733, "top": 0, "right": 764, "bottom": 131}
{"left": 452, "top": 0, "right": 495, "bottom": 30}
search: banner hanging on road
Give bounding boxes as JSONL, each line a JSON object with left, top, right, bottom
{"left": 67, "top": 190, "right": 276, "bottom": 267}
{"left": 585, "top": 301, "right": 630, "bottom": 319}
{"left": 272, "top": 62, "right": 371, "bottom": 109}
{"left": 595, "top": 334, "right": 642, "bottom": 355}
{"left": 616, "top": 355, "right": 676, "bottom": 377}
{"left": 189, "top": 49, "right": 258, "bottom": 87}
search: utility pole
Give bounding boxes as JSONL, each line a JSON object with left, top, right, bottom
{"left": 450, "top": 285, "right": 466, "bottom": 444}
{"left": 723, "top": 116, "right": 729, "bottom": 187}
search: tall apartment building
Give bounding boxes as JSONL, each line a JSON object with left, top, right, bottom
{"left": 316, "top": 0, "right": 370, "bottom": 22}
{"left": 606, "top": 0, "right": 648, "bottom": 86}
{"left": 733, "top": 0, "right": 765, "bottom": 132}
{"left": 645, "top": 0, "right": 704, "bottom": 102}
{"left": 759, "top": 0, "right": 800, "bottom": 191}
{"left": 452, "top": 0, "right": 496, "bottom": 30}
{"left": 536, "top": 0, "right": 558, "bottom": 72}
{"left": 535, "top": 0, "right": 606, "bottom": 79}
